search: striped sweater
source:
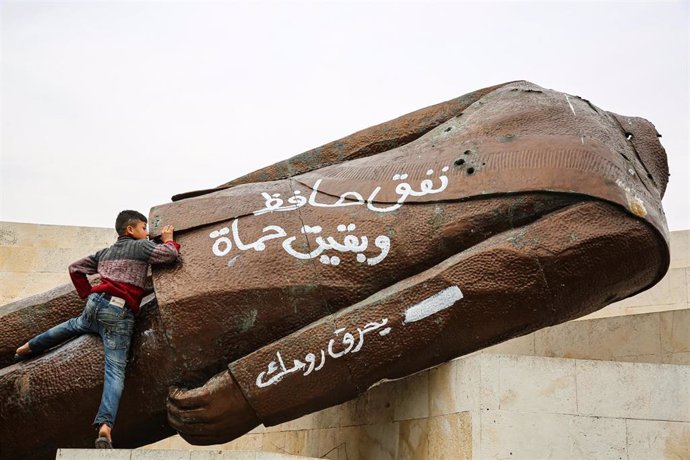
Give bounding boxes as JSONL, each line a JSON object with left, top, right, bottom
{"left": 69, "top": 235, "right": 180, "bottom": 314}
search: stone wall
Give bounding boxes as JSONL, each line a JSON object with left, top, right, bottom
{"left": 147, "top": 308, "right": 690, "bottom": 458}
{"left": 2, "top": 221, "right": 688, "bottom": 458}
{"left": 0, "top": 221, "right": 116, "bottom": 306}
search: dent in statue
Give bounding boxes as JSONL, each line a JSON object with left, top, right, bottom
{"left": 0, "top": 81, "right": 670, "bottom": 458}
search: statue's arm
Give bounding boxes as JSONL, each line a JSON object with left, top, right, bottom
{"left": 168, "top": 199, "right": 665, "bottom": 444}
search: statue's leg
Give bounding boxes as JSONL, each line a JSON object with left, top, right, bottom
{"left": 0, "top": 297, "right": 176, "bottom": 459}
{"left": 0, "top": 279, "right": 154, "bottom": 367}
{"left": 167, "top": 199, "right": 664, "bottom": 445}
{"left": 0, "top": 284, "right": 85, "bottom": 367}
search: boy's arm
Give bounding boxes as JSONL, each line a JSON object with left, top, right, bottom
{"left": 146, "top": 224, "right": 180, "bottom": 265}
{"left": 68, "top": 250, "right": 103, "bottom": 298}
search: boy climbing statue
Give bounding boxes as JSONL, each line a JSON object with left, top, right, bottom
{"left": 14, "top": 210, "right": 180, "bottom": 449}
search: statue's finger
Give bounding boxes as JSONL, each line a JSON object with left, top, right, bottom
{"left": 167, "top": 384, "right": 211, "bottom": 409}
{"left": 166, "top": 403, "right": 206, "bottom": 432}
{"left": 169, "top": 414, "right": 219, "bottom": 437}
{"left": 167, "top": 399, "right": 219, "bottom": 426}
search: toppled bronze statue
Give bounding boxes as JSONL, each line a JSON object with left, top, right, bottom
{"left": 0, "top": 81, "right": 670, "bottom": 459}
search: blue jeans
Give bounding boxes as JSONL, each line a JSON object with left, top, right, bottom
{"left": 28, "top": 292, "right": 135, "bottom": 430}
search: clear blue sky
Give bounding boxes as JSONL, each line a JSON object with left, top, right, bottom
{"left": 1, "top": 1, "right": 688, "bottom": 230}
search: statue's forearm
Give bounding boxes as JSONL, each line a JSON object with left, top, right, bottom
{"left": 227, "top": 200, "right": 664, "bottom": 426}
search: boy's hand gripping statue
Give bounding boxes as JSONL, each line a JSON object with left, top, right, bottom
{"left": 0, "top": 81, "right": 670, "bottom": 458}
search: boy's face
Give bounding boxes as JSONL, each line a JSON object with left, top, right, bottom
{"left": 126, "top": 220, "right": 149, "bottom": 240}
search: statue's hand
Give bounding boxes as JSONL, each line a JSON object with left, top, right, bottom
{"left": 167, "top": 369, "right": 260, "bottom": 445}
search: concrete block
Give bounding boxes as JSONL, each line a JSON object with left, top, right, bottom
{"left": 272, "top": 412, "right": 316, "bottom": 432}
{"left": 397, "top": 417, "right": 430, "bottom": 459}
{"left": 55, "top": 449, "right": 132, "bottom": 460}
{"left": 626, "top": 419, "right": 690, "bottom": 460}
{"left": 480, "top": 409, "right": 570, "bottom": 458}
{"left": 222, "top": 434, "right": 263, "bottom": 451}
{"left": 668, "top": 352, "right": 690, "bottom": 365}
{"left": 576, "top": 360, "right": 690, "bottom": 421}
{"left": 131, "top": 450, "right": 190, "bottom": 459}
{"left": 0, "top": 246, "right": 37, "bottom": 272}
{"left": 354, "top": 423, "right": 400, "bottom": 460}
{"left": 56, "top": 449, "right": 132, "bottom": 459}
{"left": 163, "top": 436, "right": 198, "bottom": 450}
{"left": 670, "top": 230, "right": 690, "bottom": 269}
{"left": 427, "top": 413, "right": 472, "bottom": 460}
{"left": 283, "top": 431, "right": 309, "bottom": 457}
{"left": 477, "top": 354, "right": 501, "bottom": 411}
{"left": 479, "top": 411, "right": 627, "bottom": 459}
{"left": 302, "top": 428, "right": 338, "bottom": 459}
{"left": 0, "top": 221, "right": 36, "bottom": 246}
{"left": 453, "top": 353, "right": 482, "bottom": 413}
{"left": 32, "top": 247, "right": 94, "bottom": 273}
{"left": 480, "top": 333, "right": 535, "bottom": 356}
{"left": 302, "top": 424, "right": 400, "bottom": 460}
{"left": 190, "top": 451, "right": 239, "bottom": 460}
{"left": 429, "top": 360, "right": 461, "bottom": 417}
{"left": 309, "top": 402, "right": 350, "bottom": 430}
{"left": 496, "top": 355, "right": 577, "bottom": 415}
{"left": 0, "top": 272, "right": 24, "bottom": 304}
{"left": 360, "top": 380, "right": 396, "bottom": 426}
{"left": 393, "top": 370, "right": 429, "bottom": 421}
{"left": 535, "top": 311, "right": 662, "bottom": 362}
{"left": 661, "top": 309, "right": 690, "bottom": 354}
{"left": 568, "top": 415, "right": 627, "bottom": 459}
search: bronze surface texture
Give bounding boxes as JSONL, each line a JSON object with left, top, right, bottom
{"left": 0, "top": 81, "right": 670, "bottom": 459}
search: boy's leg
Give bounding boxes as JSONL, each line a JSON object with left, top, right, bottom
{"left": 24, "top": 293, "right": 99, "bottom": 354}
{"left": 92, "top": 303, "right": 135, "bottom": 434}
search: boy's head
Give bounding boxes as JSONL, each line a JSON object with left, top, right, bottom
{"left": 116, "top": 210, "right": 149, "bottom": 239}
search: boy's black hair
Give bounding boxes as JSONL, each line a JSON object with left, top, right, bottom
{"left": 116, "top": 210, "right": 148, "bottom": 236}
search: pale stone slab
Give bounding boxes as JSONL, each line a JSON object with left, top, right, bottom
{"left": 479, "top": 333, "right": 535, "bottom": 356}
{"left": 626, "top": 419, "right": 690, "bottom": 460}
{"left": 480, "top": 409, "right": 570, "bottom": 458}
{"left": 429, "top": 360, "right": 461, "bottom": 417}
{"left": 477, "top": 354, "right": 501, "bottom": 411}
{"left": 309, "top": 401, "right": 351, "bottom": 430}
{"left": 300, "top": 423, "right": 399, "bottom": 460}
{"left": 0, "top": 246, "right": 37, "bottom": 272}
{"left": 668, "top": 351, "right": 690, "bottom": 365}
{"left": 131, "top": 450, "right": 191, "bottom": 459}
{"left": 190, "top": 452, "right": 250, "bottom": 460}
{"left": 356, "top": 423, "right": 399, "bottom": 460}
{"left": 568, "top": 415, "right": 627, "bottom": 459}
{"left": 397, "top": 417, "right": 430, "bottom": 459}
{"left": 56, "top": 449, "right": 132, "bottom": 459}
{"left": 0, "top": 221, "right": 37, "bottom": 246}
{"left": 670, "top": 230, "right": 690, "bottom": 269}
{"left": 32, "top": 247, "right": 99, "bottom": 273}
{"left": 661, "top": 309, "right": 690, "bottom": 354}
{"left": 427, "top": 413, "right": 472, "bottom": 460}
{"left": 576, "top": 360, "right": 690, "bottom": 421}
{"left": 302, "top": 427, "right": 338, "bottom": 459}
{"left": 496, "top": 354, "right": 577, "bottom": 415}
{"left": 479, "top": 410, "right": 628, "bottom": 459}
{"left": 393, "top": 370, "right": 429, "bottom": 421}
{"left": 535, "top": 310, "right": 663, "bottom": 362}
{"left": 452, "top": 353, "right": 482, "bottom": 413}
{"left": 222, "top": 434, "right": 263, "bottom": 451}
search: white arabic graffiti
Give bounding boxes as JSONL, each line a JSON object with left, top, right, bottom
{"left": 253, "top": 284, "right": 465, "bottom": 388}
{"left": 252, "top": 167, "right": 450, "bottom": 216}
{"left": 255, "top": 318, "right": 391, "bottom": 388}
{"left": 210, "top": 168, "right": 450, "bottom": 266}
{"left": 210, "top": 222, "right": 390, "bottom": 266}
